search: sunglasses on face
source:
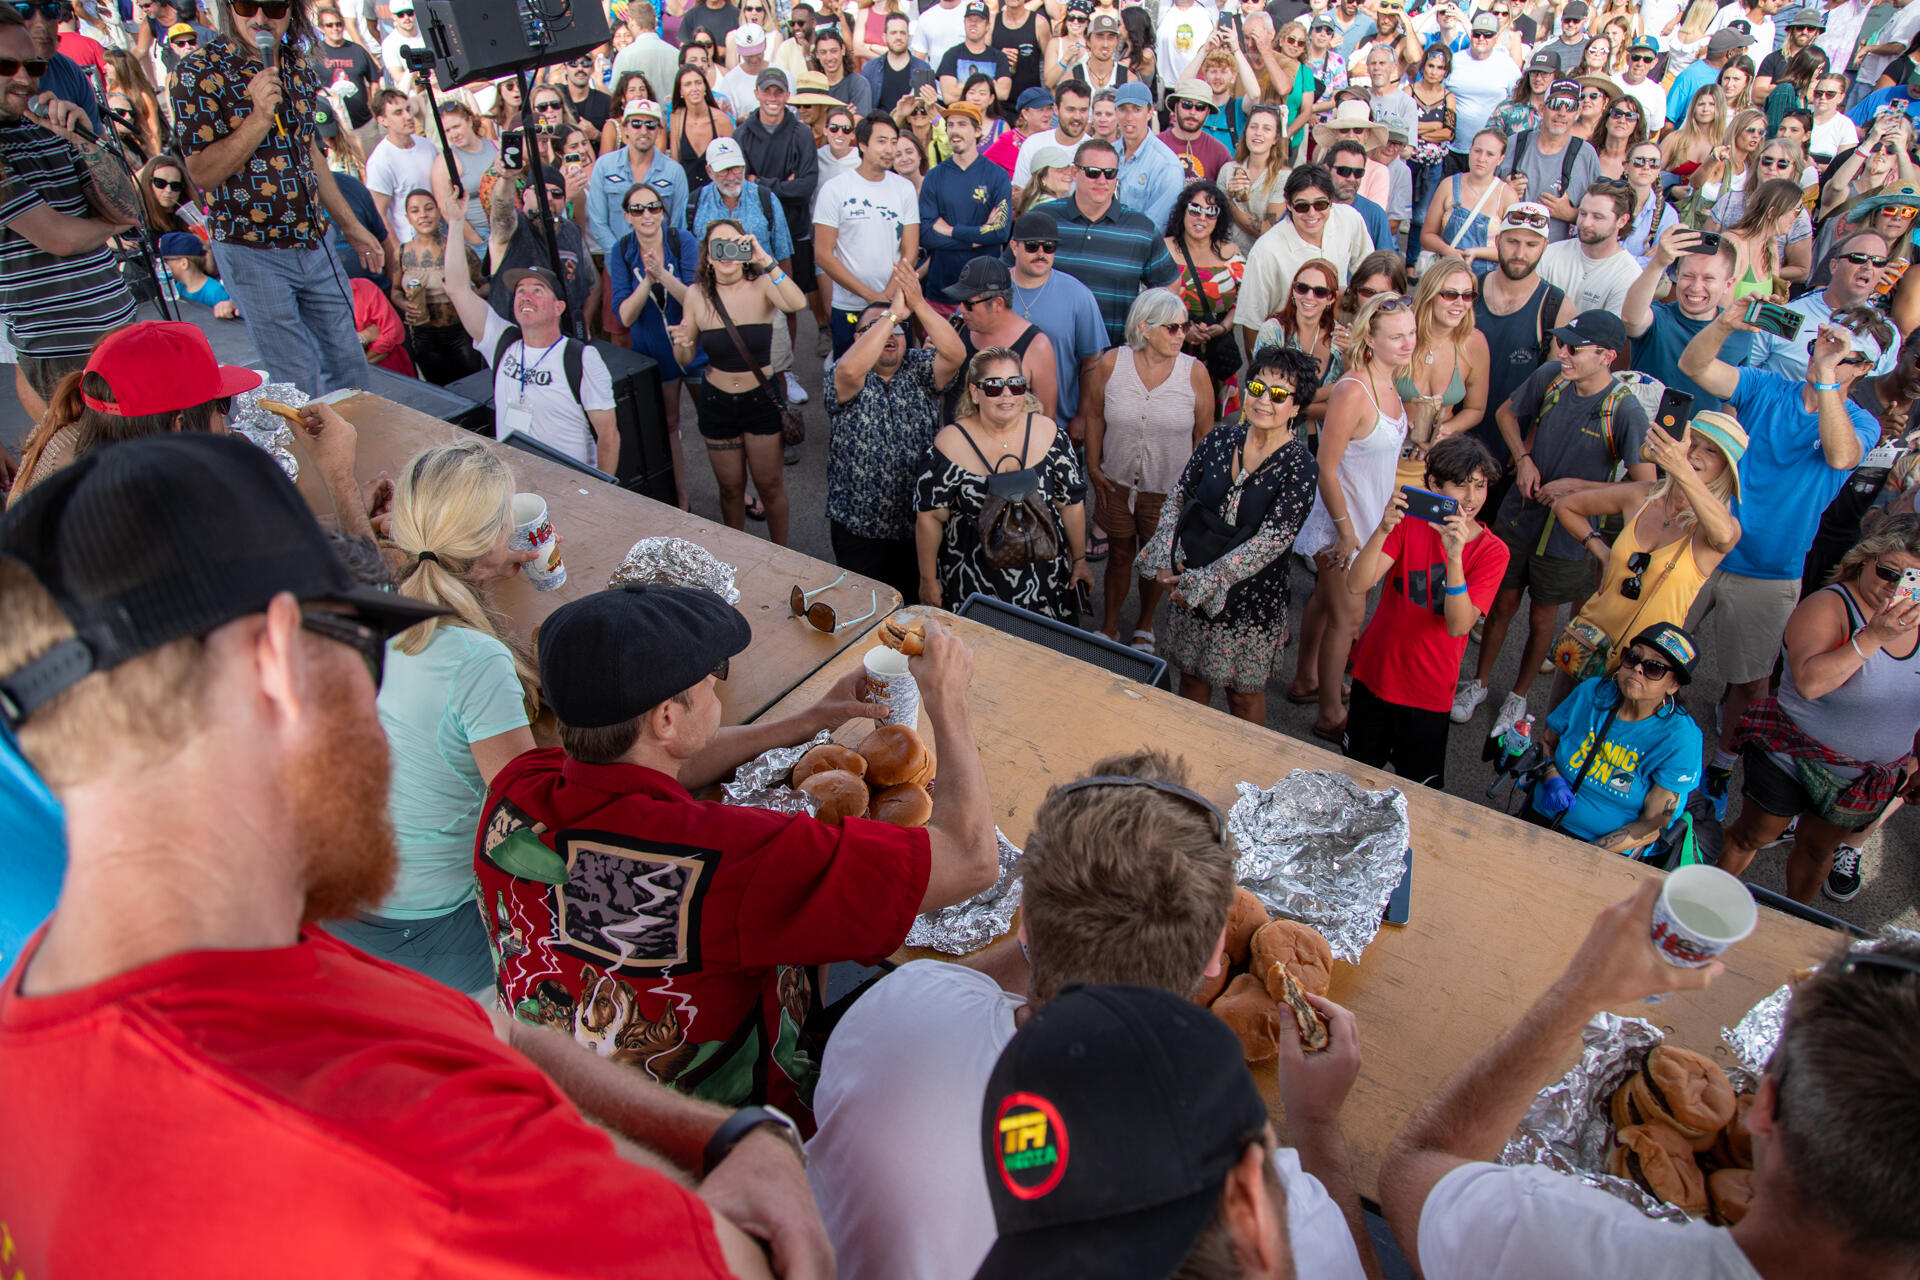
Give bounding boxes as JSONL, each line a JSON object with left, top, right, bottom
{"left": 319, "top": 18, "right": 342, "bottom": 27}
{"left": 1840, "top": 354, "right": 1873, "bottom": 367}
{"left": 1293, "top": 280, "right": 1334, "bottom": 299}
{"left": 975, "top": 375, "right": 1030, "bottom": 396}
{"left": 1629, "top": 52, "right": 1656, "bottom": 62}
{"left": 1760, "top": 156, "right": 1793, "bottom": 168}
{"left": 1471, "top": 29, "right": 1495, "bottom": 38}
{"left": 12, "top": 1, "right": 68, "bottom": 17}
{"left": 570, "top": 56, "right": 593, "bottom": 67}
{"left": 1618, "top": 650, "right": 1674, "bottom": 680}
{"left": 1020, "top": 239, "right": 1057, "bottom": 253}
{"left": 1436, "top": 286, "right": 1474, "bottom": 302}
{"left": 855, "top": 321, "right": 909, "bottom": 337}
{"left": 536, "top": 101, "right": 565, "bottom": 112}
{"left": 1608, "top": 106, "right": 1638, "bottom": 120}
{"left": 626, "top": 118, "right": 658, "bottom": 130}
{"left": 1546, "top": 97, "right": 1578, "bottom": 111}
{"left": 1290, "top": 198, "right": 1332, "bottom": 214}
{"left": 0, "top": 56, "right": 48, "bottom": 76}
{"left": 229, "top": 0, "right": 290, "bottom": 16}
{"left": 1281, "top": 36, "right": 1304, "bottom": 47}
{"left": 1839, "top": 251, "right": 1890, "bottom": 267}
{"left": 1244, "top": 379, "right": 1294, "bottom": 402}
{"left": 1630, "top": 155, "right": 1662, "bottom": 167}
{"left": 1812, "top": 88, "right": 1840, "bottom": 98}
{"left": 1581, "top": 90, "right": 1604, "bottom": 102}
{"left": 1888, "top": 206, "right": 1920, "bottom": 219}
{"left": 1330, "top": 164, "right": 1364, "bottom": 179}
{"left": 625, "top": 201, "right": 663, "bottom": 214}
{"left": 300, "top": 608, "right": 387, "bottom": 689}
{"left": 790, "top": 573, "right": 879, "bottom": 633}
{"left": 1874, "top": 560, "right": 1907, "bottom": 583}
{"left": 826, "top": 122, "right": 852, "bottom": 134}
{"left": 711, "top": 657, "right": 730, "bottom": 682}
{"left": 1187, "top": 201, "right": 1221, "bottom": 217}
{"left": 169, "top": 35, "right": 195, "bottom": 45}
{"left": 1079, "top": 165, "right": 1118, "bottom": 179}
{"left": 151, "top": 175, "right": 183, "bottom": 191}
{"left": 1158, "top": 320, "right": 1189, "bottom": 334}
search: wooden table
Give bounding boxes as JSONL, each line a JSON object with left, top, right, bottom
{"left": 758, "top": 612, "right": 1844, "bottom": 1200}
{"left": 289, "top": 393, "right": 899, "bottom": 726}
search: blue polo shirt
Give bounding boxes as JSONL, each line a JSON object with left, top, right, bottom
{"left": 1722, "top": 367, "right": 1880, "bottom": 580}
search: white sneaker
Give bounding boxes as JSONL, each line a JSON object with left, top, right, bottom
{"left": 1489, "top": 691, "right": 1529, "bottom": 741}
{"left": 1451, "top": 679, "right": 1488, "bottom": 724}
{"left": 784, "top": 371, "right": 809, "bottom": 404}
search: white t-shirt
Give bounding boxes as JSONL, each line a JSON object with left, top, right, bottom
{"left": 1158, "top": 1, "right": 1218, "bottom": 83}
{"left": 1446, "top": 49, "right": 1522, "bottom": 153}
{"left": 716, "top": 63, "right": 764, "bottom": 120}
{"left": 1012, "top": 127, "right": 1085, "bottom": 186}
{"left": 1416, "top": 1163, "right": 1763, "bottom": 1280}
{"left": 913, "top": 3, "right": 970, "bottom": 73}
{"left": 1810, "top": 111, "right": 1862, "bottom": 163}
{"left": 478, "top": 309, "right": 615, "bottom": 468}
{"left": 1706, "top": 6, "right": 1773, "bottom": 56}
{"left": 364, "top": 135, "right": 442, "bottom": 243}
{"left": 1538, "top": 238, "right": 1641, "bottom": 315}
{"left": 1861, "top": 0, "right": 1920, "bottom": 86}
{"left": 813, "top": 168, "right": 921, "bottom": 311}
{"left": 806, "top": 962, "right": 1369, "bottom": 1280}
{"left": 1617, "top": 75, "right": 1668, "bottom": 133}
{"left": 379, "top": 27, "right": 427, "bottom": 89}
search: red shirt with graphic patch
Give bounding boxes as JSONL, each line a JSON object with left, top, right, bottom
{"left": 475, "top": 750, "right": 933, "bottom": 1127}
{"left": 0, "top": 926, "right": 733, "bottom": 1277}
{"left": 1350, "top": 515, "right": 1508, "bottom": 713}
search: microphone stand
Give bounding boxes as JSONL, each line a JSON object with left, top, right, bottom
{"left": 71, "top": 75, "right": 176, "bottom": 322}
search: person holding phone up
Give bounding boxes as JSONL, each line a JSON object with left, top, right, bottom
{"left": 1342, "top": 434, "right": 1509, "bottom": 790}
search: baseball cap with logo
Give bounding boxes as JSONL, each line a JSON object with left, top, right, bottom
{"left": 975, "top": 984, "right": 1270, "bottom": 1280}
{"left": 1629, "top": 623, "right": 1699, "bottom": 684}
{"left": 1629, "top": 35, "right": 1661, "bottom": 54}
{"left": 705, "top": 136, "right": 746, "bottom": 171}
{"left": 1088, "top": 11, "right": 1121, "bottom": 34}
{"left": 965, "top": 0, "right": 990, "bottom": 15}
{"left": 1309, "top": 12, "right": 1335, "bottom": 31}
{"left": 1546, "top": 78, "right": 1582, "bottom": 107}
{"left": 1551, "top": 308, "right": 1629, "bottom": 353}
{"left": 1706, "top": 27, "right": 1756, "bottom": 54}
{"left": 1527, "top": 50, "right": 1560, "bottom": 75}
{"left": 1498, "top": 201, "right": 1552, "bottom": 234}
{"left": 734, "top": 21, "right": 767, "bottom": 51}
{"left": 0, "top": 434, "right": 447, "bottom": 729}
{"left": 622, "top": 98, "right": 665, "bottom": 122}
{"left": 1470, "top": 10, "right": 1499, "bottom": 33}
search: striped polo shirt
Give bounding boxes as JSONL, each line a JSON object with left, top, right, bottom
{"left": 1018, "top": 196, "right": 1179, "bottom": 348}
{"left": 0, "top": 117, "right": 135, "bottom": 359}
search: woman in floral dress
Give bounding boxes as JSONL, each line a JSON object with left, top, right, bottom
{"left": 1140, "top": 345, "right": 1322, "bottom": 725}
{"left": 1165, "top": 178, "right": 1246, "bottom": 416}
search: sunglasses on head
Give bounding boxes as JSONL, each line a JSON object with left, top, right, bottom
{"left": 790, "top": 573, "right": 879, "bottom": 633}
{"left": 1839, "top": 251, "right": 1890, "bottom": 267}
{"left": 0, "top": 56, "right": 48, "bottom": 76}
{"left": 1079, "top": 164, "right": 1118, "bottom": 179}
{"left": 1618, "top": 649, "right": 1675, "bottom": 680}
{"left": 1369, "top": 293, "right": 1415, "bottom": 313}
{"left": 975, "top": 375, "right": 1030, "bottom": 396}
{"left": 1293, "top": 280, "right": 1334, "bottom": 299}
{"left": 1290, "top": 197, "right": 1332, "bottom": 214}
{"left": 229, "top": 0, "right": 290, "bottom": 16}
{"left": 1020, "top": 239, "right": 1057, "bottom": 253}
{"left": 300, "top": 608, "right": 387, "bottom": 689}
{"left": 1244, "top": 378, "right": 1294, "bottom": 402}
{"left": 1503, "top": 209, "right": 1551, "bottom": 230}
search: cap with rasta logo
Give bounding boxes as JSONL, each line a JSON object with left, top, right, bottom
{"left": 993, "top": 1092, "right": 1069, "bottom": 1199}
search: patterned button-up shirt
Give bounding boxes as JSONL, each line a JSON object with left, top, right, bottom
{"left": 169, "top": 38, "right": 329, "bottom": 250}
{"left": 826, "top": 347, "right": 953, "bottom": 540}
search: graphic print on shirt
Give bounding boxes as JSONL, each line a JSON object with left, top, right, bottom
{"left": 555, "top": 835, "right": 720, "bottom": 970}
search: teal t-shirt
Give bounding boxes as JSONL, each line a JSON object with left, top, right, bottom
{"left": 375, "top": 626, "right": 529, "bottom": 918}
{"left": 1537, "top": 677, "right": 1704, "bottom": 844}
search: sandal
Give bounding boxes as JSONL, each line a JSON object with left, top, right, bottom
{"left": 745, "top": 494, "right": 766, "bottom": 522}
{"left": 1129, "top": 629, "right": 1155, "bottom": 654}
{"left": 1310, "top": 720, "right": 1345, "bottom": 744}
{"left": 1286, "top": 686, "right": 1319, "bottom": 704}
{"left": 1085, "top": 532, "right": 1109, "bottom": 562}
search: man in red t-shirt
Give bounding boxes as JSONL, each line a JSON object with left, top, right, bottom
{"left": 477, "top": 584, "right": 999, "bottom": 1127}
{"left": 1344, "top": 434, "right": 1510, "bottom": 788}
{"left": 0, "top": 435, "right": 829, "bottom": 1279}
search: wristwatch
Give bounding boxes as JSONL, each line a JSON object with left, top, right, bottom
{"left": 702, "top": 1105, "right": 805, "bottom": 1175}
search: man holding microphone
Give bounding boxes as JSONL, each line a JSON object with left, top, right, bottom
{"left": 169, "top": 0, "right": 385, "bottom": 395}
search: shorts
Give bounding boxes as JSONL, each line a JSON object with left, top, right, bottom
{"left": 1344, "top": 679, "right": 1451, "bottom": 789}
{"left": 1685, "top": 569, "right": 1799, "bottom": 685}
{"left": 789, "top": 238, "right": 817, "bottom": 294}
{"left": 1739, "top": 744, "right": 1813, "bottom": 819}
{"left": 17, "top": 352, "right": 87, "bottom": 401}
{"left": 1096, "top": 486, "right": 1167, "bottom": 545}
{"left": 1498, "top": 540, "right": 1597, "bottom": 608}
{"left": 697, "top": 380, "right": 782, "bottom": 440}
{"left": 324, "top": 901, "right": 495, "bottom": 995}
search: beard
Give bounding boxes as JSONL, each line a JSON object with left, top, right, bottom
{"left": 1498, "top": 252, "right": 1540, "bottom": 279}
{"left": 291, "top": 675, "right": 398, "bottom": 924}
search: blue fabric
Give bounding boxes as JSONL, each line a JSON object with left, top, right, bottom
{"left": 209, "top": 238, "right": 372, "bottom": 396}
{"left": 0, "top": 727, "right": 64, "bottom": 976}
{"left": 689, "top": 178, "right": 794, "bottom": 261}
{"left": 324, "top": 171, "right": 391, "bottom": 293}
{"left": 1848, "top": 85, "right": 1920, "bottom": 127}
{"left": 1630, "top": 302, "right": 1754, "bottom": 414}
{"left": 586, "top": 147, "right": 689, "bottom": 254}
{"left": 1535, "top": 677, "right": 1704, "bottom": 844}
{"left": 1115, "top": 134, "right": 1185, "bottom": 228}
{"left": 1722, "top": 366, "right": 1880, "bottom": 580}
{"left": 1011, "top": 268, "right": 1106, "bottom": 420}
{"left": 1438, "top": 174, "right": 1496, "bottom": 275}
{"left": 609, "top": 227, "right": 705, "bottom": 378}
{"left": 177, "top": 275, "right": 232, "bottom": 307}
{"left": 918, "top": 154, "right": 1012, "bottom": 295}
{"left": 1351, "top": 192, "right": 1393, "bottom": 251}
{"left": 1742, "top": 291, "right": 1901, "bottom": 382}
{"left": 41, "top": 53, "right": 101, "bottom": 134}
{"left": 1665, "top": 60, "right": 1716, "bottom": 125}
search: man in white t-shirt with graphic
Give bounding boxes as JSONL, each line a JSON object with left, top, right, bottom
{"left": 1618, "top": 36, "right": 1669, "bottom": 132}
{"left": 814, "top": 113, "right": 921, "bottom": 356}
{"left": 1537, "top": 180, "right": 1640, "bottom": 314}
{"left": 378, "top": 0, "right": 427, "bottom": 91}
{"left": 440, "top": 195, "right": 617, "bottom": 472}
{"left": 362, "top": 89, "right": 440, "bottom": 254}
{"left": 1381, "top": 879, "right": 1920, "bottom": 1280}
{"left": 806, "top": 751, "right": 1378, "bottom": 1280}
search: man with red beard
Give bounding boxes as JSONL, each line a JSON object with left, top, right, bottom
{"left": 0, "top": 435, "right": 830, "bottom": 1279}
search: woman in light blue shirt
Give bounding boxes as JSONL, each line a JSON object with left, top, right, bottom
{"left": 326, "top": 442, "right": 536, "bottom": 993}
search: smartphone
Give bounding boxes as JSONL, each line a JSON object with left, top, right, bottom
{"left": 910, "top": 68, "right": 939, "bottom": 92}
{"left": 1076, "top": 579, "right": 1093, "bottom": 616}
{"left": 1745, "top": 298, "right": 1804, "bottom": 341}
{"left": 1401, "top": 485, "right": 1459, "bottom": 523}
{"left": 1900, "top": 567, "right": 1920, "bottom": 607}
{"left": 1653, "top": 386, "right": 1694, "bottom": 436}
{"left": 1383, "top": 848, "right": 1412, "bottom": 926}
{"left": 501, "top": 136, "right": 523, "bottom": 171}
{"left": 1683, "top": 229, "right": 1723, "bottom": 255}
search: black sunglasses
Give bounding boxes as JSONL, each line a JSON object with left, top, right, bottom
{"left": 300, "top": 608, "right": 387, "bottom": 688}
{"left": 151, "top": 175, "right": 184, "bottom": 191}
{"left": 228, "top": 0, "right": 291, "bottom": 16}
{"left": 1839, "top": 252, "right": 1890, "bottom": 267}
{"left": 712, "top": 657, "right": 731, "bottom": 681}
{"left": 1619, "top": 650, "right": 1674, "bottom": 680}
{"left": 1330, "top": 164, "right": 1365, "bottom": 179}
{"left": 1020, "top": 239, "right": 1057, "bottom": 252}
{"left": 1875, "top": 560, "right": 1906, "bottom": 583}
{"left": 1290, "top": 198, "right": 1332, "bottom": 214}
{"left": 11, "top": 1, "right": 69, "bottom": 19}
{"left": 625, "top": 201, "right": 663, "bottom": 213}
{"left": 975, "top": 375, "right": 1029, "bottom": 396}
{"left": 0, "top": 56, "right": 48, "bottom": 76}
{"left": 1079, "top": 164, "right": 1118, "bottom": 179}
{"left": 169, "top": 35, "right": 195, "bottom": 45}
{"left": 1620, "top": 550, "right": 1652, "bottom": 600}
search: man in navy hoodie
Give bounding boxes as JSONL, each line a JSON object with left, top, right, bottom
{"left": 919, "top": 102, "right": 1012, "bottom": 305}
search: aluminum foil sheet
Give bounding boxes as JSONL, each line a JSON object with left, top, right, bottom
{"left": 1499, "top": 1012, "right": 1693, "bottom": 1224}
{"left": 229, "top": 380, "right": 305, "bottom": 480}
{"left": 721, "top": 729, "right": 831, "bottom": 815}
{"left": 1226, "top": 770, "right": 1411, "bottom": 963}
{"left": 1721, "top": 926, "right": 1919, "bottom": 1077}
{"left": 907, "top": 828, "right": 1023, "bottom": 954}
{"left": 607, "top": 536, "right": 741, "bottom": 604}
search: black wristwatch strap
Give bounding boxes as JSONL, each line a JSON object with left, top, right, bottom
{"left": 702, "top": 1105, "right": 804, "bottom": 1176}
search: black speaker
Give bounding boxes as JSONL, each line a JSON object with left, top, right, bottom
{"left": 417, "top": 0, "right": 610, "bottom": 87}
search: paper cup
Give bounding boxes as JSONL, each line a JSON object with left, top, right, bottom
{"left": 863, "top": 645, "right": 920, "bottom": 728}
{"left": 510, "top": 492, "right": 566, "bottom": 592}
{"left": 1650, "top": 865, "right": 1757, "bottom": 968}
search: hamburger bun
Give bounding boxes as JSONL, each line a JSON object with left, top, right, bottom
{"left": 1708, "top": 1168, "right": 1755, "bottom": 1225}
{"left": 1611, "top": 1070, "right": 1713, "bottom": 1151}
{"left": 799, "top": 769, "right": 869, "bottom": 825}
{"left": 1224, "top": 886, "right": 1270, "bottom": 967}
{"left": 859, "top": 723, "right": 934, "bottom": 788}
{"left": 1252, "top": 918, "right": 1334, "bottom": 999}
{"left": 870, "top": 782, "right": 933, "bottom": 827}
{"left": 1713, "top": 1093, "right": 1755, "bottom": 1168}
{"left": 877, "top": 614, "right": 927, "bottom": 655}
{"left": 256, "top": 397, "right": 307, "bottom": 427}
{"left": 1608, "top": 1123, "right": 1708, "bottom": 1216}
{"left": 1211, "top": 973, "right": 1279, "bottom": 1064}
{"left": 792, "top": 743, "right": 868, "bottom": 787}
{"left": 1645, "top": 1045, "right": 1738, "bottom": 1148}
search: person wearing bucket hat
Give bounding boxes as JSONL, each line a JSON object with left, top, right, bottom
{"left": 1312, "top": 99, "right": 1388, "bottom": 151}
{"left": 1158, "top": 78, "right": 1230, "bottom": 181}
{"left": 480, "top": 587, "right": 998, "bottom": 1123}
{"left": 1754, "top": 7, "right": 1825, "bottom": 104}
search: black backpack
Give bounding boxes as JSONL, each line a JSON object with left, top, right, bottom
{"left": 1510, "top": 130, "right": 1584, "bottom": 203}
{"left": 491, "top": 324, "right": 587, "bottom": 403}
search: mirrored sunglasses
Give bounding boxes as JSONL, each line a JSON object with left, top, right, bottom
{"left": 975, "top": 375, "right": 1029, "bottom": 396}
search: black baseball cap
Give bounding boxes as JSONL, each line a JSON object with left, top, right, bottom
{"left": 0, "top": 434, "right": 446, "bottom": 729}
{"left": 943, "top": 255, "right": 1013, "bottom": 301}
{"left": 1550, "top": 308, "right": 1628, "bottom": 353}
{"left": 1630, "top": 622, "right": 1698, "bottom": 684}
{"left": 537, "top": 584, "right": 750, "bottom": 728}
{"left": 502, "top": 266, "right": 564, "bottom": 301}
{"left": 1011, "top": 209, "right": 1058, "bottom": 241}
{"left": 975, "top": 983, "right": 1270, "bottom": 1280}
{"left": 1527, "top": 51, "right": 1560, "bottom": 74}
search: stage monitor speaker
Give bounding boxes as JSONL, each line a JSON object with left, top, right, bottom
{"left": 418, "top": 0, "right": 610, "bottom": 87}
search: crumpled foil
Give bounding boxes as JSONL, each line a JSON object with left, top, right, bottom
{"left": 1499, "top": 1012, "right": 1693, "bottom": 1224}
{"left": 228, "top": 380, "right": 305, "bottom": 480}
{"left": 1721, "top": 926, "right": 1920, "bottom": 1077}
{"left": 721, "top": 729, "right": 830, "bottom": 815}
{"left": 907, "top": 828, "right": 1023, "bottom": 954}
{"left": 607, "top": 536, "right": 741, "bottom": 604}
{"left": 1226, "top": 770, "right": 1411, "bottom": 963}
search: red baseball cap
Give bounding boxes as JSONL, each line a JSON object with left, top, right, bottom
{"left": 81, "top": 322, "right": 263, "bottom": 417}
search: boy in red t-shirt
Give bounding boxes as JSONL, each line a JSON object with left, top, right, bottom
{"left": 1344, "top": 434, "right": 1509, "bottom": 788}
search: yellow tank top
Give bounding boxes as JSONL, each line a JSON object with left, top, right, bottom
{"left": 1574, "top": 498, "right": 1714, "bottom": 655}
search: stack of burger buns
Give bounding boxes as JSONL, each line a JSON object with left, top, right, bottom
{"left": 1605, "top": 1044, "right": 1754, "bottom": 1221}
{"left": 1202, "top": 887, "right": 1336, "bottom": 1063}
{"left": 791, "top": 725, "right": 935, "bottom": 827}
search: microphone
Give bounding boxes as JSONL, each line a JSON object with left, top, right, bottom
{"left": 254, "top": 30, "right": 288, "bottom": 139}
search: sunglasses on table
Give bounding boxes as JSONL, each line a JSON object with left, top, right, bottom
{"left": 229, "top": 0, "right": 290, "bottom": 16}
{"left": 790, "top": 573, "right": 879, "bottom": 633}
{"left": 1618, "top": 650, "right": 1675, "bottom": 680}
{"left": 1290, "top": 198, "right": 1332, "bottom": 214}
{"left": 0, "top": 56, "right": 48, "bottom": 76}
{"left": 1874, "top": 560, "right": 1907, "bottom": 583}
{"left": 1244, "top": 379, "right": 1295, "bottom": 402}
{"left": 1620, "top": 550, "right": 1652, "bottom": 600}
{"left": 1330, "top": 164, "right": 1365, "bottom": 179}
{"left": 1079, "top": 164, "right": 1118, "bottom": 179}
{"left": 624, "top": 201, "right": 663, "bottom": 214}
{"left": 1838, "top": 251, "right": 1890, "bottom": 267}
{"left": 300, "top": 608, "right": 388, "bottom": 689}
{"left": 1293, "top": 280, "right": 1335, "bottom": 299}
{"left": 11, "top": 2, "right": 69, "bottom": 19}
{"left": 1020, "top": 239, "right": 1057, "bottom": 252}
{"left": 974, "top": 375, "right": 1030, "bottom": 396}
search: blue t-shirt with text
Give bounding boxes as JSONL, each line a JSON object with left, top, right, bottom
{"left": 1537, "top": 677, "right": 1703, "bottom": 844}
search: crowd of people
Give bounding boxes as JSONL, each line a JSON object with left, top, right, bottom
{"left": 3, "top": 0, "right": 1920, "bottom": 1272}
